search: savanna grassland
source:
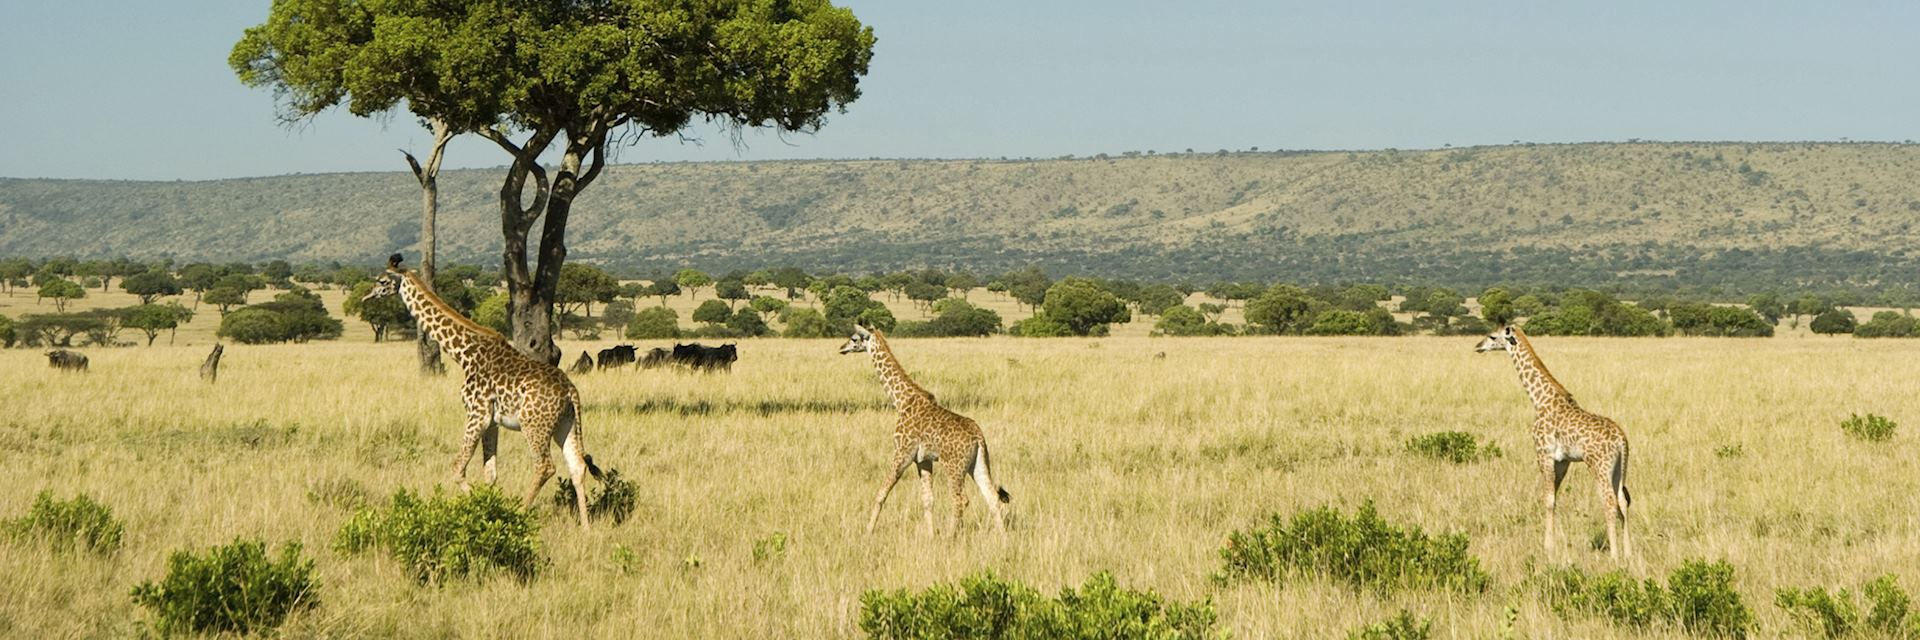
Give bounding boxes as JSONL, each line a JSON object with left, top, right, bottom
{"left": 3, "top": 326, "right": 1916, "bottom": 637}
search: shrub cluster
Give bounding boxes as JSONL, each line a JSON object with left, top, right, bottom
{"left": 1775, "top": 574, "right": 1920, "bottom": 638}
{"left": 858, "top": 571, "right": 1218, "bottom": 640}
{"left": 336, "top": 487, "right": 542, "bottom": 585}
{"left": 218, "top": 288, "right": 344, "bottom": 344}
{"left": 1346, "top": 610, "right": 1434, "bottom": 640}
{"left": 1842, "top": 413, "right": 1898, "bottom": 442}
{"left": 1214, "top": 502, "right": 1489, "bottom": 594}
{"left": 1541, "top": 559, "right": 1754, "bottom": 637}
{"left": 4, "top": 490, "right": 124, "bottom": 554}
{"left": 1404, "top": 431, "right": 1503, "bottom": 464}
{"left": 129, "top": 538, "right": 318, "bottom": 636}
{"left": 1853, "top": 311, "right": 1920, "bottom": 338}
{"left": 552, "top": 467, "right": 638, "bottom": 526}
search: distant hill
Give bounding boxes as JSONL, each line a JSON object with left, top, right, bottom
{"left": 4, "top": 142, "right": 1918, "bottom": 292}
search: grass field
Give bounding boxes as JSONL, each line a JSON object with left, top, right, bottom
{"left": 2, "top": 330, "right": 1916, "bottom": 637}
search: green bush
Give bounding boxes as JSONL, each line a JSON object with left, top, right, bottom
{"left": 1855, "top": 311, "right": 1920, "bottom": 338}
{"left": 1811, "top": 308, "right": 1857, "bottom": 335}
{"left": 1153, "top": 304, "right": 1233, "bottom": 336}
{"left": 1215, "top": 501, "right": 1489, "bottom": 594}
{"left": 783, "top": 307, "right": 832, "bottom": 338}
{"left": 1776, "top": 574, "right": 1920, "bottom": 639}
{"left": 335, "top": 487, "right": 542, "bottom": 585}
{"left": 1543, "top": 559, "right": 1753, "bottom": 637}
{"left": 130, "top": 538, "right": 318, "bottom": 636}
{"left": 1842, "top": 413, "right": 1898, "bottom": 442}
{"left": 858, "top": 571, "right": 1219, "bottom": 640}
{"left": 552, "top": 467, "right": 637, "bottom": 526}
{"left": 1405, "top": 431, "right": 1503, "bottom": 464}
{"left": 1346, "top": 610, "right": 1433, "bottom": 640}
{"left": 5, "top": 490, "right": 124, "bottom": 554}
{"left": 1668, "top": 559, "right": 1754, "bottom": 638}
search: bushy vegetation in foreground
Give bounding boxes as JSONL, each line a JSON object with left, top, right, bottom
{"left": 859, "top": 571, "right": 1219, "bottom": 639}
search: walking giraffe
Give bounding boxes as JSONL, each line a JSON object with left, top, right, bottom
{"left": 840, "top": 325, "right": 1010, "bottom": 536}
{"left": 363, "top": 254, "right": 605, "bottom": 529}
{"left": 1476, "top": 325, "right": 1633, "bottom": 559}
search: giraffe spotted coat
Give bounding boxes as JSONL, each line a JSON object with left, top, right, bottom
{"left": 1478, "top": 325, "right": 1633, "bottom": 559}
{"left": 841, "top": 325, "right": 1010, "bottom": 536}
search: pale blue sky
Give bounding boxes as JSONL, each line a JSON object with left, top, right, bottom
{"left": 2, "top": 1, "right": 1916, "bottom": 180}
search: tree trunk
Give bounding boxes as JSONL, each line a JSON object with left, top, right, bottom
{"left": 402, "top": 121, "right": 453, "bottom": 376}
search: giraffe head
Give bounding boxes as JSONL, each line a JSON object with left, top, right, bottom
{"left": 838, "top": 324, "right": 875, "bottom": 354}
{"left": 361, "top": 253, "right": 408, "bottom": 302}
{"left": 1475, "top": 325, "right": 1520, "bottom": 353}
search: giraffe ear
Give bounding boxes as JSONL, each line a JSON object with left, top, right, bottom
{"left": 387, "top": 253, "right": 404, "bottom": 271}
{"left": 854, "top": 324, "right": 872, "bottom": 337}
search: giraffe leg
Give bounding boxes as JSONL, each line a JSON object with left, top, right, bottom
{"left": 1589, "top": 459, "right": 1619, "bottom": 560}
{"left": 916, "top": 460, "right": 938, "bottom": 538}
{"left": 554, "top": 410, "right": 591, "bottom": 531}
{"left": 520, "top": 423, "right": 556, "bottom": 512}
{"left": 866, "top": 446, "right": 912, "bottom": 534}
{"left": 970, "top": 445, "right": 1008, "bottom": 533}
{"left": 451, "top": 410, "right": 489, "bottom": 492}
{"left": 1540, "top": 456, "right": 1570, "bottom": 557}
{"left": 481, "top": 422, "right": 500, "bottom": 485}
{"left": 942, "top": 459, "right": 970, "bottom": 539}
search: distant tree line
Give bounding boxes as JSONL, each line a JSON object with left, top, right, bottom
{"left": 4, "top": 256, "right": 1918, "bottom": 347}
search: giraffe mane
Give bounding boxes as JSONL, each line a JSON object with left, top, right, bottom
{"left": 398, "top": 270, "right": 506, "bottom": 342}
{"left": 869, "top": 329, "right": 934, "bottom": 399}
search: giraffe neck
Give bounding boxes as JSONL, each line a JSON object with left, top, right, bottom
{"left": 394, "top": 272, "right": 496, "bottom": 370}
{"left": 1507, "top": 334, "right": 1576, "bottom": 413}
{"left": 866, "top": 333, "right": 932, "bottom": 412}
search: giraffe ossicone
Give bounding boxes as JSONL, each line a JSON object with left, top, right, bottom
{"left": 841, "top": 324, "right": 1010, "bottom": 537}
{"left": 364, "top": 254, "right": 607, "bottom": 530}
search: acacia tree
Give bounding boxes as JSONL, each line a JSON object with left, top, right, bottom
{"left": 233, "top": 0, "right": 876, "bottom": 363}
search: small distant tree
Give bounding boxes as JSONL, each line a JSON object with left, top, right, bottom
{"left": 40, "top": 279, "right": 85, "bottom": 312}
{"left": 556, "top": 263, "right": 620, "bottom": 319}
{"left": 203, "top": 288, "right": 248, "bottom": 316}
{"left": 905, "top": 281, "right": 946, "bottom": 312}
{"left": 726, "top": 308, "right": 770, "bottom": 337}
{"left": 601, "top": 299, "right": 636, "bottom": 330}
{"left": 123, "top": 303, "right": 195, "bottom": 346}
{"left": 1153, "top": 304, "right": 1229, "bottom": 336}
{"left": 771, "top": 267, "right": 812, "bottom": 300}
{"left": 0, "top": 313, "right": 15, "bottom": 347}
{"left": 0, "top": 258, "right": 33, "bottom": 294}
{"left": 1244, "top": 285, "right": 1314, "bottom": 334}
{"left": 716, "top": 279, "right": 752, "bottom": 310}
{"left": 676, "top": 269, "right": 713, "bottom": 300}
{"left": 122, "top": 271, "right": 184, "bottom": 305}
{"left": 1133, "top": 284, "right": 1186, "bottom": 317}
{"left": 783, "top": 308, "right": 831, "bottom": 338}
{"left": 646, "top": 279, "right": 681, "bottom": 306}
{"left": 625, "top": 306, "right": 680, "bottom": 340}
{"left": 1036, "top": 278, "right": 1130, "bottom": 336}
{"left": 1745, "top": 292, "right": 1785, "bottom": 325}
{"left": 1479, "top": 287, "right": 1516, "bottom": 325}
{"left": 262, "top": 260, "right": 294, "bottom": 287}
{"left": 692, "top": 299, "right": 732, "bottom": 326}
{"left": 945, "top": 272, "right": 979, "bottom": 299}
{"left": 474, "top": 292, "right": 511, "bottom": 334}
{"left": 1810, "top": 308, "right": 1857, "bottom": 335}
{"left": 218, "top": 290, "right": 343, "bottom": 344}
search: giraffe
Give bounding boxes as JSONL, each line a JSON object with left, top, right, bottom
{"left": 840, "top": 325, "right": 1010, "bottom": 537}
{"left": 363, "top": 254, "right": 605, "bottom": 529}
{"left": 1476, "top": 325, "right": 1633, "bottom": 559}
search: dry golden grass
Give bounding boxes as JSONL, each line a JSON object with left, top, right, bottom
{"left": 2, "top": 331, "right": 1916, "bottom": 638}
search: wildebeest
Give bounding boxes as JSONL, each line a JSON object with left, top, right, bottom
{"left": 638, "top": 347, "right": 672, "bottom": 369}
{"left": 568, "top": 351, "right": 595, "bottom": 375}
{"left": 46, "top": 350, "right": 88, "bottom": 371}
{"left": 670, "top": 343, "right": 738, "bottom": 372}
{"left": 596, "top": 345, "right": 638, "bottom": 370}
{"left": 200, "top": 344, "right": 224, "bottom": 383}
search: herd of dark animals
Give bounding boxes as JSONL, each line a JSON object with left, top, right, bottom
{"left": 585, "top": 342, "right": 739, "bottom": 374}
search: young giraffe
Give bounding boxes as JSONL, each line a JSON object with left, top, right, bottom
{"left": 840, "top": 325, "right": 1010, "bottom": 537}
{"left": 1476, "top": 325, "right": 1633, "bottom": 559}
{"left": 363, "top": 254, "right": 605, "bottom": 529}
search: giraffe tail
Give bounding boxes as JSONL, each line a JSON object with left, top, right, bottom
{"left": 980, "top": 443, "right": 1011, "bottom": 503}
{"left": 583, "top": 454, "right": 605, "bottom": 481}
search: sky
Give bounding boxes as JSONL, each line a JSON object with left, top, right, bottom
{"left": 1, "top": 1, "right": 1917, "bottom": 181}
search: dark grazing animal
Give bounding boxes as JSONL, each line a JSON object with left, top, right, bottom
{"left": 596, "top": 345, "right": 638, "bottom": 370}
{"left": 638, "top": 347, "right": 672, "bottom": 369}
{"left": 200, "top": 344, "right": 224, "bottom": 382}
{"left": 670, "top": 343, "right": 739, "bottom": 372}
{"left": 568, "top": 351, "right": 595, "bottom": 375}
{"left": 46, "top": 350, "right": 88, "bottom": 371}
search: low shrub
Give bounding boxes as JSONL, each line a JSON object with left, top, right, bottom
{"left": 4, "top": 490, "right": 124, "bottom": 554}
{"left": 1347, "top": 610, "right": 1433, "bottom": 640}
{"left": 753, "top": 531, "right": 790, "bottom": 563}
{"left": 1405, "top": 431, "right": 1503, "bottom": 464}
{"left": 130, "top": 538, "right": 318, "bottom": 636}
{"left": 1776, "top": 574, "right": 1920, "bottom": 639}
{"left": 552, "top": 467, "right": 637, "bottom": 526}
{"left": 1543, "top": 559, "right": 1753, "bottom": 638}
{"left": 336, "top": 486, "right": 542, "bottom": 585}
{"left": 858, "top": 571, "right": 1219, "bottom": 640}
{"left": 305, "top": 477, "right": 372, "bottom": 510}
{"left": 1214, "top": 501, "right": 1489, "bottom": 594}
{"left": 1842, "top": 413, "right": 1898, "bottom": 442}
